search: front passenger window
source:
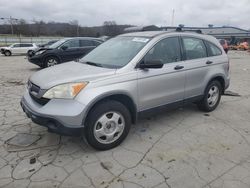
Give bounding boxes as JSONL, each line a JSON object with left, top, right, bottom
{"left": 62, "top": 40, "right": 79, "bottom": 49}
{"left": 144, "top": 37, "right": 181, "bottom": 64}
{"left": 12, "top": 44, "right": 20, "bottom": 48}
{"left": 80, "top": 40, "right": 94, "bottom": 47}
{"left": 183, "top": 37, "right": 207, "bottom": 60}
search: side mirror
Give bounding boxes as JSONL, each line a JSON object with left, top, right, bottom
{"left": 138, "top": 60, "right": 163, "bottom": 69}
{"left": 61, "top": 46, "right": 68, "bottom": 51}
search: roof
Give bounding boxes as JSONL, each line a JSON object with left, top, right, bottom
{"left": 63, "top": 37, "right": 101, "bottom": 40}
{"left": 124, "top": 25, "right": 160, "bottom": 32}
{"left": 120, "top": 31, "right": 169, "bottom": 38}
{"left": 120, "top": 30, "right": 207, "bottom": 38}
{"left": 164, "top": 26, "right": 249, "bottom": 32}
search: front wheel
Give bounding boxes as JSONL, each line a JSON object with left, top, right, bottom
{"left": 4, "top": 50, "right": 11, "bottom": 56}
{"left": 27, "top": 50, "right": 35, "bottom": 57}
{"left": 84, "top": 100, "right": 131, "bottom": 150}
{"left": 197, "top": 80, "right": 222, "bottom": 112}
{"left": 44, "top": 56, "right": 59, "bottom": 67}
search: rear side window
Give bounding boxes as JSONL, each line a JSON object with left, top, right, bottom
{"left": 182, "top": 37, "right": 207, "bottom": 60}
{"left": 144, "top": 37, "right": 181, "bottom": 64}
{"left": 20, "top": 44, "right": 32, "bottom": 47}
{"left": 205, "top": 41, "right": 222, "bottom": 56}
{"left": 80, "top": 40, "right": 94, "bottom": 47}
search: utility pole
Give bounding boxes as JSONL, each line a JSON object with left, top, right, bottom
{"left": 171, "top": 9, "right": 175, "bottom": 26}
{"left": 9, "top": 16, "right": 14, "bottom": 35}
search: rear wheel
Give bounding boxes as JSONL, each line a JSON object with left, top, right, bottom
{"left": 4, "top": 51, "right": 11, "bottom": 56}
{"left": 197, "top": 80, "right": 222, "bottom": 112}
{"left": 84, "top": 100, "right": 131, "bottom": 150}
{"left": 44, "top": 56, "right": 59, "bottom": 67}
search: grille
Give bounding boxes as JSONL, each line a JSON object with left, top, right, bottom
{"left": 28, "top": 81, "right": 50, "bottom": 105}
{"left": 30, "top": 94, "right": 50, "bottom": 105}
{"left": 28, "top": 81, "right": 40, "bottom": 94}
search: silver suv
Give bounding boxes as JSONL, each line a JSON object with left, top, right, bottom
{"left": 21, "top": 31, "right": 230, "bottom": 150}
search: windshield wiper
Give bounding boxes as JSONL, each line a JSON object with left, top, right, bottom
{"left": 84, "top": 61, "right": 103, "bottom": 67}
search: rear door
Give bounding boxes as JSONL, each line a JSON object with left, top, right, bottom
{"left": 181, "top": 37, "right": 211, "bottom": 99}
{"left": 137, "top": 36, "right": 186, "bottom": 111}
{"left": 59, "top": 39, "right": 80, "bottom": 62}
{"left": 20, "top": 44, "right": 32, "bottom": 54}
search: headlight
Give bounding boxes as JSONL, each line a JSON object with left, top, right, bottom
{"left": 43, "top": 82, "right": 88, "bottom": 99}
{"left": 36, "top": 50, "right": 46, "bottom": 55}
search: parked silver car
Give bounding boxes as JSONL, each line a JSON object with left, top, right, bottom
{"left": 21, "top": 31, "right": 230, "bottom": 150}
{"left": 0, "top": 43, "right": 38, "bottom": 56}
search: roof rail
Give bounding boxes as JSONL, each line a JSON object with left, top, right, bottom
{"left": 176, "top": 27, "right": 202, "bottom": 34}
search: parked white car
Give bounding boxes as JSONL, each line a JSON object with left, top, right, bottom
{"left": 0, "top": 43, "right": 38, "bottom": 56}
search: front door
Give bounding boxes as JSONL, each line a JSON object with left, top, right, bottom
{"left": 137, "top": 37, "right": 186, "bottom": 111}
{"left": 78, "top": 39, "right": 96, "bottom": 59}
{"left": 59, "top": 39, "right": 81, "bottom": 62}
{"left": 11, "top": 44, "right": 21, "bottom": 54}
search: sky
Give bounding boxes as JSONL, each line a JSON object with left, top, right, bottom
{"left": 0, "top": 0, "right": 250, "bottom": 29}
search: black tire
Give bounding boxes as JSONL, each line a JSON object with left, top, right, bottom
{"left": 4, "top": 50, "right": 11, "bottom": 56}
{"left": 27, "top": 50, "right": 34, "bottom": 57}
{"left": 84, "top": 100, "right": 131, "bottom": 150}
{"left": 44, "top": 56, "right": 59, "bottom": 68}
{"left": 197, "top": 80, "right": 222, "bottom": 112}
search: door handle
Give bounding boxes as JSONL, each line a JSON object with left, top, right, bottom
{"left": 174, "top": 65, "right": 184, "bottom": 70}
{"left": 206, "top": 60, "right": 213, "bottom": 65}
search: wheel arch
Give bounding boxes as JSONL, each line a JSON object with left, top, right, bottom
{"left": 83, "top": 92, "right": 138, "bottom": 126}
{"left": 5, "top": 50, "right": 12, "bottom": 55}
{"left": 206, "top": 75, "right": 226, "bottom": 94}
{"left": 42, "top": 54, "right": 62, "bottom": 65}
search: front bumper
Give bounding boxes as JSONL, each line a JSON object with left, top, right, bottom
{"left": 28, "top": 56, "right": 43, "bottom": 66}
{"left": 1, "top": 49, "right": 5, "bottom": 54}
{"left": 20, "top": 91, "right": 86, "bottom": 136}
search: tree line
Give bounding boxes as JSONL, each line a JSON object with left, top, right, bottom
{"left": 0, "top": 19, "right": 133, "bottom": 37}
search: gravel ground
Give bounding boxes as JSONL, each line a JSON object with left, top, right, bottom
{"left": 0, "top": 51, "right": 250, "bottom": 188}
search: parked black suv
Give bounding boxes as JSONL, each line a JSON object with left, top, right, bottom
{"left": 28, "top": 37, "right": 103, "bottom": 68}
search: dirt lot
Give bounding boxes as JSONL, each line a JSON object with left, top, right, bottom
{"left": 0, "top": 51, "right": 250, "bottom": 188}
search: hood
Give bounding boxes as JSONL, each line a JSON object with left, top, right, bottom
{"left": 30, "top": 62, "right": 116, "bottom": 89}
{"left": 34, "top": 47, "right": 51, "bottom": 53}
{"left": 1, "top": 46, "right": 10, "bottom": 50}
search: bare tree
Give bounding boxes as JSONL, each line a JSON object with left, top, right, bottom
{"left": 69, "top": 20, "right": 79, "bottom": 36}
{"left": 16, "top": 19, "right": 29, "bottom": 36}
{"left": 33, "top": 20, "right": 45, "bottom": 36}
{"left": 103, "top": 21, "right": 119, "bottom": 36}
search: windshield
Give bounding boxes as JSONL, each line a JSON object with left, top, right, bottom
{"left": 49, "top": 39, "right": 67, "bottom": 48}
{"left": 80, "top": 36, "right": 150, "bottom": 68}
